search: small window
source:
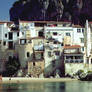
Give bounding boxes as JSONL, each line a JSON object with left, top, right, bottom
{"left": 3, "top": 41, "right": 6, "bottom": 46}
{"left": 54, "top": 41, "right": 57, "bottom": 44}
{"left": 91, "top": 59, "right": 92, "bottom": 64}
{"left": 48, "top": 51, "right": 52, "bottom": 57}
{"left": 80, "top": 38, "right": 84, "bottom": 43}
{"left": 27, "top": 52, "right": 30, "bottom": 57}
{"left": 61, "top": 43, "right": 64, "bottom": 46}
{"left": 20, "top": 39, "right": 26, "bottom": 44}
{"left": 66, "top": 33, "right": 70, "bottom": 36}
{"left": 5, "top": 34, "right": 7, "bottom": 38}
{"left": 54, "top": 51, "right": 60, "bottom": 56}
{"left": 9, "top": 32, "right": 13, "bottom": 40}
{"left": 17, "top": 32, "right": 19, "bottom": 37}
{"left": 52, "top": 60, "right": 55, "bottom": 67}
{"left": 41, "top": 53, "right": 44, "bottom": 59}
{"left": 53, "top": 32, "right": 57, "bottom": 35}
{"left": 47, "top": 41, "right": 49, "bottom": 43}
{"left": 39, "top": 31, "right": 44, "bottom": 37}
{"left": 77, "top": 29, "right": 81, "bottom": 33}
{"left": 22, "top": 32, "right": 24, "bottom": 35}
{"left": 82, "top": 29, "right": 84, "bottom": 33}
{"left": 33, "top": 62, "right": 35, "bottom": 66}
{"left": 82, "top": 47, "right": 84, "bottom": 51}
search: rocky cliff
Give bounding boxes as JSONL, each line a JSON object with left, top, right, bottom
{"left": 10, "top": 0, "right": 92, "bottom": 26}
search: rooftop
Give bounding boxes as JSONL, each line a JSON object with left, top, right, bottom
{"left": 72, "top": 25, "right": 83, "bottom": 28}
{"left": 0, "top": 21, "right": 13, "bottom": 24}
{"left": 19, "top": 20, "right": 72, "bottom": 24}
{"left": 64, "top": 45, "right": 81, "bottom": 49}
{"left": 31, "top": 37, "right": 45, "bottom": 39}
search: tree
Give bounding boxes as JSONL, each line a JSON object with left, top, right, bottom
{"left": 5, "top": 56, "right": 20, "bottom": 76}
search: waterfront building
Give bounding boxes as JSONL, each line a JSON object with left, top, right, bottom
{"left": 0, "top": 22, "right": 17, "bottom": 72}
{"left": 64, "top": 45, "right": 84, "bottom": 75}
{"left": 0, "top": 20, "right": 87, "bottom": 77}
{"left": 84, "top": 20, "right": 92, "bottom": 69}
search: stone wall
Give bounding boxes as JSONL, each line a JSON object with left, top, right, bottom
{"left": 65, "top": 63, "right": 92, "bottom": 75}
{"left": 28, "top": 60, "right": 44, "bottom": 77}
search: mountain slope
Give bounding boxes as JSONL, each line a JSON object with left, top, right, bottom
{"left": 9, "top": 0, "right": 92, "bottom": 25}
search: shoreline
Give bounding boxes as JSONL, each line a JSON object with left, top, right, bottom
{"left": 0, "top": 77, "right": 78, "bottom": 83}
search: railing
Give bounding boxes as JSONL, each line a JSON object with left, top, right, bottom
{"left": 65, "top": 59, "right": 83, "bottom": 63}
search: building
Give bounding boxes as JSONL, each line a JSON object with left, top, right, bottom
{"left": 0, "top": 22, "right": 17, "bottom": 72}
{"left": 64, "top": 45, "right": 84, "bottom": 75}
{"left": 84, "top": 20, "right": 92, "bottom": 70}
{"left": 28, "top": 37, "right": 45, "bottom": 77}
{"left": 0, "top": 20, "right": 88, "bottom": 77}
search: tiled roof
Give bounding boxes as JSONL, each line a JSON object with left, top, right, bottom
{"left": 0, "top": 21, "right": 13, "bottom": 24}
{"left": 19, "top": 20, "right": 71, "bottom": 24}
{"left": 64, "top": 45, "right": 81, "bottom": 49}
{"left": 72, "top": 25, "right": 83, "bottom": 28}
{"left": 89, "top": 22, "right": 92, "bottom": 24}
{"left": 31, "top": 37, "right": 45, "bottom": 39}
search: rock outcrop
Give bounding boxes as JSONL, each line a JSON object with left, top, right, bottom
{"left": 10, "top": 0, "right": 92, "bottom": 25}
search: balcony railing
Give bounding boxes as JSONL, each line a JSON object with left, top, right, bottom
{"left": 65, "top": 59, "right": 83, "bottom": 63}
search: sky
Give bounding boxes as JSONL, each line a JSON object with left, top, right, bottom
{"left": 0, "top": 0, "right": 17, "bottom": 21}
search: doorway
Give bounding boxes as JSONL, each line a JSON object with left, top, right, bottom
{"left": 8, "top": 41, "right": 13, "bottom": 49}
{"left": 9, "top": 32, "right": 13, "bottom": 40}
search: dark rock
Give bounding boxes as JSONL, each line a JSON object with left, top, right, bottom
{"left": 9, "top": 0, "right": 92, "bottom": 26}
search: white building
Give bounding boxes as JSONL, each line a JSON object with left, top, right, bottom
{"left": 44, "top": 23, "right": 85, "bottom": 76}
{"left": 44, "top": 24, "right": 84, "bottom": 52}
{"left": 72, "top": 25, "right": 84, "bottom": 53}
{"left": 19, "top": 21, "right": 36, "bottom": 39}
{"left": 84, "top": 20, "right": 92, "bottom": 68}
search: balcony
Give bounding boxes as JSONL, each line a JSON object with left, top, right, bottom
{"left": 65, "top": 59, "right": 83, "bottom": 63}
{"left": 34, "top": 44, "right": 44, "bottom": 51}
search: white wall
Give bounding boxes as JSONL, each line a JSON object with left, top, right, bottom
{"left": 65, "top": 63, "right": 91, "bottom": 75}
{"left": 19, "top": 22, "right": 37, "bottom": 38}
{"left": 73, "top": 28, "right": 84, "bottom": 46}
{"left": 45, "top": 27, "right": 73, "bottom": 43}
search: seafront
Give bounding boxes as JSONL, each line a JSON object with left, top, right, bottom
{"left": 1, "top": 77, "right": 78, "bottom": 83}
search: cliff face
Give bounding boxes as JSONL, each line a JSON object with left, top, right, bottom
{"left": 10, "top": 0, "right": 92, "bottom": 25}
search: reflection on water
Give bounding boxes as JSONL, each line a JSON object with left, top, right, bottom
{"left": 0, "top": 81, "right": 92, "bottom": 92}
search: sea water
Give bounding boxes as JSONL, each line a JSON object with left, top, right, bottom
{"left": 0, "top": 81, "right": 92, "bottom": 92}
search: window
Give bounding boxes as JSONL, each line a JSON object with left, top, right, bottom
{"left": 27, "top": 52, "right": 30, "bottom": 57}
{"left": 41, "top": 53, "right": 44, "bottom": 59}
{"left": 17, "top": 32, "right": 19, "bottom": 37}
{"left": 3, "top": 41, "right": 6, "bottom": 46}
{"left": 47, "top": 41, "right": 49, "bottom": 43}
{"left": 82, "top": 47, "right": 84, "bottom": 51}
{"left": 54, "top": 41, "right": 57, "bottom": 44}
{"left": 5, "top": 34, "right": 7, "bottom": 38}
{"left": 66, "top": 33, "right": 70, "bottom": 36}
{"left": 91, "top": 59, "right": 92, "bottom": 64}
{"left": 61, "top": 43, "right": 64, "bottom": 46}
{"left": 20, "top": 39, "right": 26, "bottom": 44}
{"left": 82, "top": 29, "right": 84, "bottom": 33}
{"left": 80, "top": 38, "right": 84, "bottom": 43}
{"left": 22, "top": 32, "right": 24, "bottom": 35}
{"left": 53, "top": 32, "right": 57, "bottom": 35}
{"left": 8, "top": 41, "right": 13, "bottom": 49}
{"left": 54, "top": 51, "right": 60, "bottom": 56}
{"left": 77, "top": 29, "right": 81, "bottom": 33}
{"left": 48, "top": 51, "right": 52, "bottom": 57}
{"left": 52, "top": 60, "right": 55, "bottom": 67}
{"left": 33, "top": 62, "right": 35, "bottom": 66}
{"left": 9, "top": 32, "right": 13, "bottom": 40}
{"left": 38, "top": 31, "right": 44, "bottom": 37}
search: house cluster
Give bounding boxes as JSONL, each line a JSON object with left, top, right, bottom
{"left": 0, "top": 20, "right": 92, "bottom": 77}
